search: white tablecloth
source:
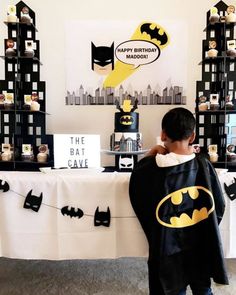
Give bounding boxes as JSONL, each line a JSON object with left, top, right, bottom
{"left": 0, "top": 170, "right": 147, "bottom": 260}
{"left": 0, "top": 169, "right": 235, "bottom": 260}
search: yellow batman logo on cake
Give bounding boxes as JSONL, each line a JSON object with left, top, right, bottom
{"left": 120, "top": 115, "right": 134, "bottom": 125}
{"left": 156, "top": 186, "right": 214, "bottom": 228}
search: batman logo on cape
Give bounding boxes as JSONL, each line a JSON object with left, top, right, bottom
{"left": 129, "top": 154, "right": 228, "bottom": 295}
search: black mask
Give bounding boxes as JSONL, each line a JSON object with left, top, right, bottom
{"left": 91, "top": 42, "right": 114, "bottom": 69}
{"left": 23, "top": 189, "right": 43, "bottom": 212}
{"left": 94, "top": 206, "right": 111, "bottom": 227}
{"left": 224, "top": 178, "right": 236, "bottom": 201}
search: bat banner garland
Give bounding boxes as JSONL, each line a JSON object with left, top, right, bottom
{"left": 0, "top": 177, "right": 234, "bottom": 231}
{"left": 0, "top": 178, "right": 139, "bottom": 227}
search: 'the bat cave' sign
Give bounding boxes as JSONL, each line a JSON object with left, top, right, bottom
{"left": 53, "top": 134, "right": 101, "bottom": 168}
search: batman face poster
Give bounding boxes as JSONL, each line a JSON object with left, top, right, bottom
{"left": 65, "top": 20, "right": 188, "bottom": 106}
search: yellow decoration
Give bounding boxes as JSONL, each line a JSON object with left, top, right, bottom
{"left": 156, "top": 186, "right": 214, "bottom": 228}
{"left": 103, "top": 21, "right": 169, "bottom": 88}
{"left": 8, "top": 5, "right": 16, "bottom": 15}
{"left": 210, "top": 7, "right": 218, "bottom": 15}
{"left": 122, "top": 99, "right": 132, "bottom": 112}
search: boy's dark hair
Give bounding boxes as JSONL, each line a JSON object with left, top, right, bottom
{"left": 161, "top": 107, "right": 195, "bottom": 141}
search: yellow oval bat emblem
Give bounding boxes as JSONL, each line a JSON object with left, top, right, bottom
{"left": 156, "top": 186, "right": 214, "bottom": 228}
{"left": 120, "top": 115, "right": 134, "bottom": 125}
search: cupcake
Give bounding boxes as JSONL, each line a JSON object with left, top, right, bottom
{"left": 24, "top": 40, "right": 35, "bottom": 57}
{"left": 209, "top": 7, "right": 220, "bottom": 24}
{"left": 226, "top": 5, "right": 236, "bottom": 23}
{"left": 226, "top": 40, "right": 236, "bottom": 57}
{"left": 198, "top": 95, "right": 208, "bottom": 111}
{"left": 207, "top": 49, "right": 218, "bottom": 57}
{"left": 30, "top": 101, "right": 40, "bottom": 111}
{"left": 207, "top": 40, "right": 218, "bottom": 58}
{"left": 7, "top": 5, "right": 17, "bottom": 23}
{"left": 20, "top": 6, "right": 31, "bottom": 24}
{"left": 5, "top": 39, "right": 16, "bottom": 57}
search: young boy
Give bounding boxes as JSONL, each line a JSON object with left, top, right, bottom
{"left": 129, "top": 107, "right": 228, "bottom": 295}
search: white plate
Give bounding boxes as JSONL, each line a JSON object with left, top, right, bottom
{"left": 39, "top": 167, "right": 105, "bottom": 174}
{"left": 101, "top": 149, "right": 149, "bottom": 155}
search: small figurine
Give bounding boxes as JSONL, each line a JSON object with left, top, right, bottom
{"left": 226, "top": 5, "right": 236, "bottom": 23}
{"left": 24, "top": 40, "right": 35, "bottom": 57}
{"left": 208, "top": 144, "right": 218, "bottom": 163}
{"left": 207, "top": 40, "right": 218, "bottom": 58}
{"left": 209, "top": 7, "right": 220, "bottom": 24}
{"left": 20, "top": 6, "right": 32, "bottom": 24}
{"left": 209, "top": 93, "right": 220, "bottom": 110}
{"left": 5, "top": 39, "right": 16, "bottom": 57}
{"left": 7, "top": 5, "right": 17, "bottom": 23}
{"left": 198, "top": 95, "right": 208, "bottom": 111}
{"left": 226, "top": 40, "right": 236, "bottom": 57}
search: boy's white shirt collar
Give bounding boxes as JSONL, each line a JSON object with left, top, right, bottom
{"left": 155, "top": 152, "right": 195, "bottom": 167}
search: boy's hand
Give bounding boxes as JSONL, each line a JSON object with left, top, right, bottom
{"left": 145, "top": 145, "right": 168, "bottom": 157}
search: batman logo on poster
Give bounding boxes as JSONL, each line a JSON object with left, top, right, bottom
{"left": 61, "top": 206, "right": 84, "bottom": 218}
{"left": 0, "top": 179, "right": 9, "bottom": 192}
{"left": 140, "top": 23, "right": 168, "bottom": 45}
{"left": 120, "top": 115, "right": 134, "bottom": 125}
{"left": 156, "top": 186, "right": 214, "bottom": 228}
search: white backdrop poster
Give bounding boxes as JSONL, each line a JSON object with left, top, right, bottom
{"left": 53, "top": 134, "right": 101, "bottom": 168}
{"left": 65, "top": 20, "right": 188, "bottom": 106}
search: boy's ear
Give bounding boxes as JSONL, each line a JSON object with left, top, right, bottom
{"left": 189, "top": 132, "right": 196, "bottom": 144}
{"left": 161, "top": 130, "right": 167, "bottom": 142}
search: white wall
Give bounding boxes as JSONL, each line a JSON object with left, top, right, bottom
{"left": 1, "top": 0, "right": 235, "bottom": 166}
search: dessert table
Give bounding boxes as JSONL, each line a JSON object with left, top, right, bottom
{"left": 0, "top": 169, "right": 235, "bottom": 260}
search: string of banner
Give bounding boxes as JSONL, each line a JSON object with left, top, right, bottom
{"left": 0, "top": 179, "right": 137, "bottom": 228}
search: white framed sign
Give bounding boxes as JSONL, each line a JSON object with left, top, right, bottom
{"left": 53, "top": 134, "right": 101, "bottom": 168}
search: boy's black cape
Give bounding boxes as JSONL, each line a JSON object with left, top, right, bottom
{"left": 129, "top": 154, "right": 229, "bottom": 295}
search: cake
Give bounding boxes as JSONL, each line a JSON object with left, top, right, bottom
{"left": 110, "top": 98, "right": 142, "bottom": 171}
{"left": 110, "top": 99, "right": 142, "bottom": 152}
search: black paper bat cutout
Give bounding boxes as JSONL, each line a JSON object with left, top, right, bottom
{"left": 94, "top": 206, "right": 111, "bottom": 227}
{"left": 140, "top": 23, "right": 168, "bottom": 45}
{"left": 61, "top": 206, "right": 84, "bottom": 218}
{"left": 224, "top": 178, "right": 236, "bottom": 201}
{"left": 131, "top": 99, "right": 138, "bottom": 112}
{"left": 23, "top": 190, "right": 43, "bottom": 212}
{"left": 0, "top": 179, "right": 10, "bottom": 192}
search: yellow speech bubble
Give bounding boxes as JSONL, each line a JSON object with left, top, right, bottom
{"left": 103, "top": 21, "right": 169, "bottom": 88}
